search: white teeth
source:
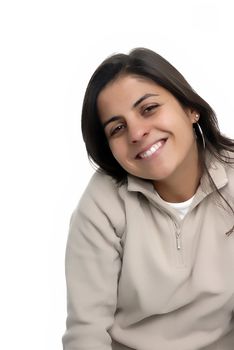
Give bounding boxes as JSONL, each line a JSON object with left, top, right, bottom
{"left": 139, "top": 140, "right": 164, "bottom": 159}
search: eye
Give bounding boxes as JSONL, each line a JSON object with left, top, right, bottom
{"left": 109, "top": 124, "right": 126, "bottom": 137}
{"left": 142, "top": 104, "right": 159, "bottom": 114}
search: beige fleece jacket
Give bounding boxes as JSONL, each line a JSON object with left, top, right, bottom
{"left": 62, "top": 154, "right": 234, "bottom": 350}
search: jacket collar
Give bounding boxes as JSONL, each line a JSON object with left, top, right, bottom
{"left": 126, "top": 152, "right": 228, "bottom": 208}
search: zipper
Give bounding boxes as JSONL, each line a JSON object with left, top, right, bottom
{"left": 149, "top": 197, "right": 186, "bottom": 265}
{"left": 172, "top": 218, "right": 185, "bottom": 267}
{"left": 149, "top": 199, "right": 183, "bottom": 252}
{"left": 168, "top": 214, "right": 182, "bottom": 250}
{"left": 176, "top": 228, "right": 181, "bottom": 250}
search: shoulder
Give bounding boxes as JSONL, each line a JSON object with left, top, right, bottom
{"left": 218, "top": 150, "right": 234, "bottom": 200}
{"left": 225, "top": 162, "right": 234, "bottom": 194}
{"left": 72, "top": 171, "right": 126, "bottom": 235}
{"left": 81, "top": 170, "right": 123, "bottom": 205}
{"left": 221, "top": 150, "right": 234, "bottom": 178}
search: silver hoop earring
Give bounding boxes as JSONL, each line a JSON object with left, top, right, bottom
{"left": 196, "top": 122, "right": 205, "bottom": 149}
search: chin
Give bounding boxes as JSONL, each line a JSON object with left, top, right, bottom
{"left": 138, "top": 167, "right": 174, "bottom": 182}
{"left": 123, "top": 162, "right": 174, "bottom": 181}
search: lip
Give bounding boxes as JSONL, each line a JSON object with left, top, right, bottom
{"left": 135, "top": 138, "right": 168, "bottom": 159}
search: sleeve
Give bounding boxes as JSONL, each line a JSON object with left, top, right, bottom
{"left": 62, "top": 178, "right": 123, "bottom": 350}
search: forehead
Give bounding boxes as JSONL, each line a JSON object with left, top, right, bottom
{"left": 99, "top": 74, "right": 163, "bottom": 99}
{"left": 97, "top": 75, "right": 169, "bottom": 112}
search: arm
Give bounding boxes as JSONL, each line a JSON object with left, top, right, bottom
{"left": 62, "top": 175, "right": 123, "bottom": 350}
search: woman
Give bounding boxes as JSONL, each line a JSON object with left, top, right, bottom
{"left": 62, "top": 48, "right": 234, "bottom": 350}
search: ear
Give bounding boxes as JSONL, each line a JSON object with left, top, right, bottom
{"left": 187, "top": 108, "right": 200, "bottom": 124}
{"left": 193, "top": 112, "right": 200, "bottom": 124}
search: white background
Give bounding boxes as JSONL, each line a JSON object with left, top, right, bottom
{"left": 0, "top": 1, "right": 233, "bottom": 349}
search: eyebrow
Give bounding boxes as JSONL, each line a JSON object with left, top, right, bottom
{"left": 133, "top": 93, "right": 159, "bottom": 108}
{"left": 102, "top": 93, "right": 159, "bottom": 129}
{"left": 103, "top": 116, "right": 122, "bottom": 129}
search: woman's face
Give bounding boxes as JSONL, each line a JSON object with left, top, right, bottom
{"left": 97, "top": 74, "right": 199, "bottom": 185}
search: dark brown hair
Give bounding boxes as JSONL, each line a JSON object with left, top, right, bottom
{"left": 81, "top": 47, "right": 234, "bottom": 233}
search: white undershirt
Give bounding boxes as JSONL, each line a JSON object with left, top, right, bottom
{"left": 160, "top": 196, "right": 195, "bottom": 219}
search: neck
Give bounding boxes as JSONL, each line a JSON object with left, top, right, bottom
{"left": 153, "top": 148, "right": 202, "bottom": 203}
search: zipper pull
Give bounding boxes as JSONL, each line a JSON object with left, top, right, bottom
{"left": 176, "top": 231, "right": 181, "bottom": 250}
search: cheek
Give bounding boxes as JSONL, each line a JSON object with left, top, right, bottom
{"left": 172, "top": 115, "right": 194, "bottom": 136}
{"left": 109, "top": 142, "right": 125, "bottom": 161}
{"left": 109, "top": 142, "right": 133, "bottom": 169}
{"left": 176, "top": 125, "right": 196, "bottom": 152}
{"left": 156, "top": 112, "right": 179, "bottom": 132}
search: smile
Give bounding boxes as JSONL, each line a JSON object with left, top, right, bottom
{"left": 137, "top": 139, "right": 166, "bottom": 159}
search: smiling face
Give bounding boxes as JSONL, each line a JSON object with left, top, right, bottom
{"left": 97, "top": 74, "right": 200, "bottom": 193}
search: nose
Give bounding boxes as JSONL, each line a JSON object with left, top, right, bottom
{"left": 128, "top": 119, "right": 150, "bottom": 144}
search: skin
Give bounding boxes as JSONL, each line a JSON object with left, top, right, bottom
{"left": 97, "top": 74, "right": 202, "bottom": 202}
